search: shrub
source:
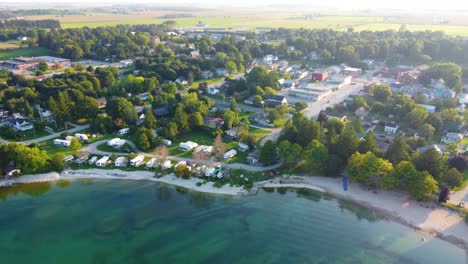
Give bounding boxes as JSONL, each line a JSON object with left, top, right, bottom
{"left": 445, "top": 168, "right": 464, "bottom": 188}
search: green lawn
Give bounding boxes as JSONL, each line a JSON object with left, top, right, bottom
{"left": 0, "top": 128, "right": 51, "bottom": 142}
{"left": 190, "top": 77, "right": 225, "bottom": 89}
{"left": 248, "top": 126, "right": 272, "bottom": 141}
{"left": 0, "top": 47, "right": 51, "bottom": 61}
{"left": 461, "top": 138, "right": 468, "bottom": 146}
{"left": 36, "top": 139, "right": 77, "bottom": 156}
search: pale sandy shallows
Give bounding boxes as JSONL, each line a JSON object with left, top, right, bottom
{"left": 1, "top": 170, "right": 467, "bottom": 251}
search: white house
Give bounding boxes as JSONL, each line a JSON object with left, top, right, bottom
{"left": 96, "top": 156, "right": 110, "bottom": 167}
{"left": 11, "top": 119, "right": 33, "bottom": 131}
{"left": 54, "top": 139, "right": 71, "bottom": 147}
{"left": 384, "top": 122, "right": 399, "bottom": 135}
{"left": 179, "top": 141, "right": 199, "bottom": 151}
{"left": 441, "top": 133, "right": 464, "bottom": 144}
{"left": 130, "top": 155, "right": 145, "bottom": 167}
{"left": 263, "top": 54, "right": 278, "bottom": 65}
{"left": 224, "top": 149, "right": 237, "bottom": 160}
{"left": 115, "top": 157, "right": 127, "bottom": 167}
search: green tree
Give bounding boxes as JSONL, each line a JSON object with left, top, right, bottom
{"left": 337, "top": 124, "right": 359, "bottom": 160}
{"left": 69, "top": 138, "right": 82, "bottom": 152}
{"left": 143, "top": 109, "right": 156, "bottom": 129}
{"left": 225, "top": 61, "right": 237, "bottom": 73}
{"left": 175, "top": 164, "right": 191, "bottom": 179}
{"left": 445, "top": 168, "right": 464, "bottom": 188}
{"left": 386, "top": 161, "right": 419, "bottom": 189}
{"left": 165, "top": 122, "right": 179, "bottom": 140}
{"left": 370, "top": 84, "right": 392, "bottom": 102}
{"left": 174, "top": 106, "right": 190, "bottom": 134}
{"left": 417, "top": 124, "right": 435, "bottom": 141}
{"left": 304, "top": 140, "right": 329, "bottom": 174}
{"left": 358, "top": 131, "right": 382, "bottom": 156}
{"left": 48, "top": 153, "right": 66, "bottom": 172}
{"left": 260, "top": 140, "right": 278, "bottom": 165}
{"left": 190, "top": 112, "right": 204, "bottom": 128}
{"left": 135, "top": 128, "right": 150, "bottom": 151}
{"left": 412, "top": 147, "right": 447, "bottom": 180}
{"left": 278, "top": 140, "right": 302, "bottom": 167}
{"left": 406, "top": 171, "right": 438, "bottom": 200}
{"left": 385, "top": 134, "right": 410, "bottom": 165}
{"left": 348, "top": 151, "right": 393, "bottom": 188}
{"left": 38, "top": 61, "right": 48, "bottom": 72}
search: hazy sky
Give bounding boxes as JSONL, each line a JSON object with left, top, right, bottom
{"left": 2, "top": 0, "right": 468, "bottom": 10}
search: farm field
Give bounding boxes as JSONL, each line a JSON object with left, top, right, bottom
{"left": 0, "top": 47, "right": 51, "bottom": 61}
{"left": 25, "top": 10, "right": 468, "bottom": 36}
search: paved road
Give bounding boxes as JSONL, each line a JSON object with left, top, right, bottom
{"left": 0, "top": 123, "right": 90, "bottom": 145}
{"left": 85, "top": 139, "right": 281, "bottom": 172}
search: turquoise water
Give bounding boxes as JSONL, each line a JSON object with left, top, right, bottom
{"left": 0, "top": 179, "right": 466, "bottom": 264}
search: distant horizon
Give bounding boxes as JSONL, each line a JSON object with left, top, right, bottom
{"left": 1, "top": 1, "right": 468, "bottom": 12}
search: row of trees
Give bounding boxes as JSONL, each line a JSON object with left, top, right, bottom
{"left": 265, "top": 27, "right": 468, "bottom": 66}
{"left": 0, "top": 143, "right": 65, "bottom": 176}
{"left": 259, "top": 109, "right": 465, "bottom": 200}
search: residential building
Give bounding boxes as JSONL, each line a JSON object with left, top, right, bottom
{"left": 263, "top": 54, "right": 278, "bottom": 65}
{"left": 201, "top": 70, "right": 214, "bottom": 79}
{"left": 225, "top": 127, "right": 241, "bottom": 140}
{"left": 312, "top": 71, "right": 329, "bottom": 81}
{"left": 216, "top": 68, "right": 228, "bottom": 77}
{"left": 396, "top": 65, "right": 429, "bottom": 85}
{"left": 441, "top": 133, "right": 464, "bottom": 144}
{"left": 343, "top": 67, "right": 362, "bottom": 77}
{"left": 138, "top": 93, "right": 150, "bottom": 101}
{"left": 10, "top": 118, "right": 33, "bottom": 131}
{"left": 264, "top": 95, "right": 288, "bottom": 107}
{"left": 153, "top": 105, "right": 170, "bottom": 117}
{"left": 384, "top": 122, "right": 399, "bottom": 135}
{"left": 203, "top": 116, "right": 224, "bottom": 128}
{"left": 417, "top": 145, "right": 442, "bottom": 155}
{"left": 418, "top": 104, "right": 436, "bottom": 114}
{"left": 355, "top": 106, "right": 369, "bottom": 119}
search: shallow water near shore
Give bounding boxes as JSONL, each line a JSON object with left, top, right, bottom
{"left": 0, "top": 179, "right": 466, "bottom": 264}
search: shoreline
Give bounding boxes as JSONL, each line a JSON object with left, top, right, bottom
{"left": 1, "top": 169, "right": 467, "bottom": 252}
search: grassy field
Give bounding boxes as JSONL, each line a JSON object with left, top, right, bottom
{"left": 0, "top": 41, "right": 22, "bottom": 50}
{"left": 25, "top": 11, "right": 468, "bottom": 36}
{"left": 0, "top": 47, "right": 51, "bottom": 61}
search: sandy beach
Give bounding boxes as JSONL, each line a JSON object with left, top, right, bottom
{"left": 265, "top": 175, "right": 468, "bottom": 251}
{"left": 1, "top": 169, "right": 467, "bottom": 251}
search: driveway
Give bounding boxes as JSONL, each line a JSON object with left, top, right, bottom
{"left": 0, "top": 123, "right": 90, "bottom": 145}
